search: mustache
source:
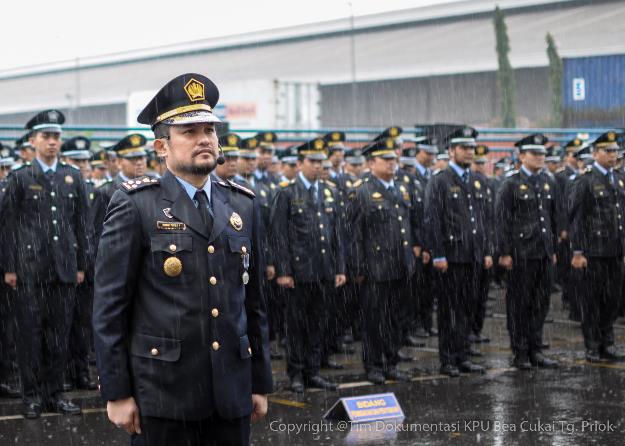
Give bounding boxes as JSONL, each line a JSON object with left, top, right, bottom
{"left": 192, "top": 146, "right": 217, "bottom": 157}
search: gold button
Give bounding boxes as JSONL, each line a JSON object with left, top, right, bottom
{"left": 401, "top": 229, "right": 405, "bottom": 234}
{"left": 248, "top": 347, "right": 252, "bottom": 355}
{"left": 208, "top": 245, "right": 215, "bottom": 254}
{"left": 241, "top": 246, "right": 247, "bottom": 253}
{"left": 317, "top": 212, "right": 322, "bottom": 217}
{"left": 169, "top": 244, "right": 177, "bottom": 252}
{"left": 398, "top": 216, "right": 403, "bottom": 221}
{"left": 51, "top": 206, "right": 57, "bottom": 211}
{"left": 211, "top": 308, "right": 219, "bottom": 317}
{"left": 319, "top": 224, "right": 324, "bottom": 229}
{"left": 209, "top": 276, "right": 217, "bottom": 285}
{"left": 150, "top": 348, "right": 159, "bottom": 356}
{"left": 403, "top": 241, "right": 408, "bottom": 246}
{"left": 212, "top": 341, "right": 220, "bottom": 351}
{"left": 321, "top": 249, "right": 326, "bottom": 254}
{"left": 320, "top": 236, "right": 325, "bottom": 241}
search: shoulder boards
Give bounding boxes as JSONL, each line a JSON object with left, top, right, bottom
{"left": 270, "top": 182, "right": 276, "bottom": 190}
{"left": 59, "top": 161, "right": 67, "bottom": 166}
{"left": 433, "top": 169, "right": 442, "bottom": 176}
{"left": 556, "top": 167, "right": 565, "bottom": 173}
{"left": 403, "top": 175, "right": 411, "bottom": 183}
{"left": 504, "top": 170, "right": 519, "bottom": 177}
{"left": 68, "top": 164, "right": 81, "bottom": 171}
{"left": 12, "top": 162, "right": 29, "bottom": 171}
{"left": 226, "top": 179, "right": 256, "bottom": 198}
{"left": 85, "top": 179, "right": 95, "bottom": 185}
{"left": 352, "top": 179, "right": 363, "bottom": 188}
{"left": 324, "top": 179, "right": 336, "bottom": 188}
{"left": 120, "top": 176, "right": 159, "bottom": 193}
{"left": 279, "top": 180, "right": 291, "bottom": 188}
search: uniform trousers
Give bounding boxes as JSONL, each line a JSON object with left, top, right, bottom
{"left": 131, "top": 414, "right": 251, "bottom": 446}
{"left": 575, "top": 257, "right": 623, "bottom": 351}
{"left": 15, "top": 281, "right": 75, "bottom": 403}
{"left": 435, "top": 263, "right": 480, "bottom": 366}
{"left": 506, "top": 258, "right": 550, "bottom": 356}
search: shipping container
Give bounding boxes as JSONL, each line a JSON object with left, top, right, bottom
{"left": 562, "top": 53, "right": 625, "bottom": 127}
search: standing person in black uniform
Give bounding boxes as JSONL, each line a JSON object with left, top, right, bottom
{"left": 424, "top": 126, "right": 491, "bottom": 377}
{"left": 495, "top": 134, "right": 560, "bottom": 370}
{"left": 214, "top": 133, "right": 241, "bottom": 182}
{"left": 271, "top": 137, "right": 346, "bottom": 392}
{"left": 59, "top": 136, "right": 99, "bottom": 391}
{"left": 0, "top": 152, "right": 20, "bottom": 399}
{"left": 253, "top": 132, "right": 279, "bottom": 186}
{"left": 569, "top": 131, "right": 625, "bottom": 363}
{"left": 413, "top": 137, "right": 438, "bottom": 339}
{"left": 93, "top": 73, "right": 272, "bottom": 446}
{"left": 1, "top": 109, "right": 87, "bottom": 418}
{"left": 323, "top": 131, "right": 346, "bottom": 181}
{"left": 349, "top": 137, "right": 419, "bottom": 384}
{"left": 89, "top": 133, "right": 149, "bottom": 249}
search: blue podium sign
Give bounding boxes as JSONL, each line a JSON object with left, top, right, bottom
{"left": 324, "top": 393, "right": 404, "bottom": 423}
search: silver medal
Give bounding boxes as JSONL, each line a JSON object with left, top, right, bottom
{"left": 242, "top": 271, "right": 250, "bottom": 285}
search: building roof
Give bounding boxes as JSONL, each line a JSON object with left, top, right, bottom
{"left": 0, "top": 0, "right": 623, "bottom": 114}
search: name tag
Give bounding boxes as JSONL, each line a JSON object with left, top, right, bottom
{"left": 157, "top": 221, "right": 186, "bottom": 231}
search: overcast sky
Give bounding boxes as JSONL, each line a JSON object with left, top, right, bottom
{"left": 1, "top": 0, "right": 458, "bottom": 71}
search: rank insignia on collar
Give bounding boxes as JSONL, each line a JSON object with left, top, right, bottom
{"left": 230, "top": 212, "right": 243, "bottom": 231}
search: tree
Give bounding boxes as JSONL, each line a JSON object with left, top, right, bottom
{"left": 494, "top": 6, "right": 516, "bottom": 127}
{"left": 546, "top": 32, "right": 563, "bottom": 127}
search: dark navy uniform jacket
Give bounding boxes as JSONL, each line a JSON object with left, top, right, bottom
{"left": 271, "top": 176, "right": 345, "bottom": 282}
{"left": 424, "top": 166, "right": 493, "bottom": 264}
{"left": 495, "top": 168, "right": 559, "bottom": 260}
{"left": 569, "top": 165, "right": 625, "bottom": 258}
{"left": 92, "top": 170, "right": 273, "bottom": 421}
{"left": 349, "top": 175, "right": 418, "bottom": 282}
{"left": 0, "top": 160, "right": 89, "bottom": 284}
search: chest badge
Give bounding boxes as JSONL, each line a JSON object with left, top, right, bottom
{"left": 163, "top": 257, "right": 182, "bottom": 277}
{"left": 520, "top": 184, "right": 528, "bottom": 191}
{"left": 65, "top": 175, "right": 74, "bottom": 185}
{"left": 163, "top": 208, "right": 173, "bottom": 219}
{"left": 230, "top": 212, "right": 243, "bottom": 231}
{"left": 371, "top": 192, "right": 383, "bottom": 200}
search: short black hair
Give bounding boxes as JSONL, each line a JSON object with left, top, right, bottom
{"left": 153, "top": 123, "right": 170, "bottom": 139}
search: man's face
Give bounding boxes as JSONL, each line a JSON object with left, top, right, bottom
{"left": 368, "top": 156, "right": 396, "bottom": 180}
{"left": 546, "top": 161, "right": 559, "bottom": 173}
{"left": 593, "top": 147, "right": 618, "bottom": 169}
{"left": 346, "top": 162, "right": 365, "bottom": 177}
{"left": 67, "top": 158, "right": 91, "bottom": 179}
{"left": 117, "top": 156, "right": 147, "bottom": 178}
{"left": 268, "top": 161, "right": 281, "bottom": 176}
{"left": 471, "top": 162, "right": 487, "bottom": 175}
{"left": 237, "top": 157, "right": 257, "bottom": 175}
{"left": 160, "top": 123, "right": 219, "bottom": 177}
{"left": 92, "top": 166, "right": 107, "bottom": 180}
{"left": 416, "top": 151, "right": 434, "bottom": 167}
{"left": 20, "top": 148, "right": 36, "bottom": 162}
{"left": 450, "top": 144, "right": 474, "bottom": 167}
{"left": 0, "top": 166, "right": 10, "bottom": 179}
{"left": 520, "top": 151, "right": 546, "bottom": 171}
{"left": 256, "top": 148, "right": 273, "bottom": 170}
{"left": 298, "top": 158, "right": 322, "bottom": 181}
{"left": 106, "top": 158, "right": 119, "bottom": 176}
{"left": 30, "top": 131, "right": 61, "bottom": 160}
{"left": 282, "top": 163, "right": 298, "bottom": 180}
{"left": 329, "top": 151, "right": 344, "bottom": 169}
{"left": 215, "top": 156, "right": 239, "bottom": 179}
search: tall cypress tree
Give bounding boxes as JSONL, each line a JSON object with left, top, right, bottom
{"left": 546, "top": 32, "right": 563, "bottom": 127}
{"left": 494, "top": 6, "right": 516, "bottom": 127}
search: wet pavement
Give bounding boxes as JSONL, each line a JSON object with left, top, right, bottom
{"left": 2, "top": 289, "right": 625, "bottom": 445}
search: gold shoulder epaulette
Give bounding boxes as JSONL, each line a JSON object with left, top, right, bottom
{"left": 120, "top": 176, "right": 159, "bottom": 193}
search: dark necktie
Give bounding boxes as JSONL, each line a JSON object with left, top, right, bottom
{"left": 309, "top": 185, "right": 317, "bottom": 204}
{"left": 462, "top": 170, "right": 469, "bottom": 184}
{"left": 194, "top": 190, "right": 213, "bottom": 229}
{"left": 45, "top": 169, "right": 55, "bottom": 186}
{"left": 608, "top": 171, "right": 614, "bottom": 186}
{"left": 425, "top": 169, "right": 431, "bottom": 179}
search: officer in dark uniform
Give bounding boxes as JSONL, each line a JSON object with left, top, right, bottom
{"left": 495, "top": 134, "right": 560, "bottom": 369}
{"left": 1, "top": 109, "right": 87, "bottom": 418}
{"left": 15, "top": 133, "right": 36, "bottom": 165}
{"left": 413, "top": 136, "right": 438, "bottom": 339}
{"left": 0, "top": 150, "right": 20, "bottom": 399}
{"left": 253, "top": 132, "right": 279, "bottom": 185}
{"left": 424, "top": 126, "right": 491, "bottom": 377}
{"left": 277, "top": 146, "right": 298, "bottom": 183}
{"left": 349, "top": 137, "right": 419, "bottom": 384}
{"left": 555, "top": 137, "right": 584, "bottom": 320}
{"left": 90, "top": 148, "right": 112, "bottom": 186}
{"left": 58, "top": 137, "right": 99, "bottom": 391}
{"left": 93, "top": 73, "right": 272, "bottom": 445}
{"left": 468, "top": 144, "right": 495, "bottom": 348}
{"left": 214, "top": 133, "right": 242, "bottom": 182}
{"left": 271, "top": 137, "right": 346, "bottom": 392}
{"left": 323, "top": 131, "right": 346, "bottom": 180}
{"left": 90, "top": 133, "right": 148, "bottom": 250}
{"left": 569, "top": 131, "right": 625, "bottom": 362}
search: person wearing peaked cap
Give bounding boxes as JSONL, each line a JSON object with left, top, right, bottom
{"left": 424, "top": 124, "right": 492, "bottom": 377}
{"left": 271, "top": 135, "right": 345, "bottom": 392}
{"left": 90, "top": 149, "right": 111, "bottom": 186}
{"left": 93, "top": 73, "right": 272, "bottom": 444}
{"left": 399, "top": 147, "right": 417, "bottom": 172}
{"left": 277, "top": 146, "right": 298, "bottom": 182}
{"left": 60, "top": 136, "right": 92, "bottom": 180}
{"left": 373, "top": 126, "right": 403, "bottom": 141}
{"left": 0, "top": 109, "right": 89, "bottom": 418}
{"left": 323, "top": 131, "right": 346, "bottom": 179}
{"left": 495, "top": 133, "right": 560, "bottom": 370}
{"left": 433, "top": 151, "right": 450, "bottom": 173}
{"left": 213, "top": 133, "right": 241, "bottom": 183}
{"left": 569, "top": 130, "right": 625, "bottom": 363}
{"left": 16, "top": 133, "right": 36, "bottom": 164}
{"left": 252, "top": 133, "right": 279, "bottom": 186}
{"left": 544, "top": 146, "right": 561, "bottom": 174}
{"left": 347, "top": 128, "right": 423, "bottom": 384}
{"left": 146, "top": 147, "right": 167, "bottom": 178}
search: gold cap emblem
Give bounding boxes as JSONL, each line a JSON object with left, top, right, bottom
{"left": 184, "top": 78, "right": 205, "bottom": 102}
{"left": 129, "top": 135, "right": 142, "bottom": 147}
{"left": 163, "top": 256, "right": 182, "bottom": 277}
{"left": 314, "top": 139, "right": 325, "bottom": 150}
{"left": 390, "top": 127, "right": 399, "bottom": 137}
{"left": 386, "top": 138, "right": 394, "bottom": 149}
{"left": 230, "top": 212, "right": 243, "bottom": 231}
{"left": 227, "top": 134, "right": 238, "bottom": 146}
{"left": 332, "top": 132, "right": 341, "bottom": 141}
{"left": 608, "top": 132, "right": 616, "bottom": 142}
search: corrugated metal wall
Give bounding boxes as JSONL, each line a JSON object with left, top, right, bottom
{"left": 320, "top": 67, "right": 550, "bottom": 128}
{"left": 563, "top": 53, "right": 625, "bottom": 127}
